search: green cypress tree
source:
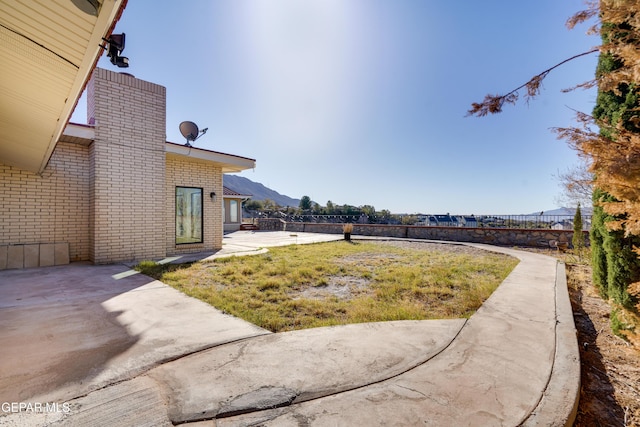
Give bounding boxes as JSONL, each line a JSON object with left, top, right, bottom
{"left": 572, "top": 203, "right": 584, "bottom": 251}
{"left": 603, "top": 229, "right": 639, "bottom": 309}
{"left": 590, "top": 190, "right": 609, "bottom": 297}
{"left": 590, "top": 25, "right": 640, "bottom": 308}
{"left": 591, "top": 189, "right": 640, "bottom": 308}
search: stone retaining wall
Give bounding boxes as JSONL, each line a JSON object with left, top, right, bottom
{"left": 257, "top": 219, "right": 589, "bottom": 248}
{"left": 257, "top": 218, "right": 287, "bottom": 231}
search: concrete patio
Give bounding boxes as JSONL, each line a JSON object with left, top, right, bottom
{"left": 0, "top": 231, "right": 579, "bottom": 426}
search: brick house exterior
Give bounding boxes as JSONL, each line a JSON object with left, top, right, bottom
{"left": 0, "top": 68, "right": 254, "bottom": 269}
{"left": 223, "top": 186, "right": 252, "bottom": 232}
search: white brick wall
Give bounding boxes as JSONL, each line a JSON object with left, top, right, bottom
{"left": 166, "top": 156, "right": 223, "bottom": 254}
{"left": 0, "top": 142, "right": 90, "bottom": 262}
{"left": 1, "top": 68, "right": 228, "bottom": 268}
{"left": 88, "top": 69, "right": 166, "bottom": 263}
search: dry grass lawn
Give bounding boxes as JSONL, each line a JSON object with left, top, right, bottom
{"left": 137, "top": 240, "right": 518, "bottom": 332}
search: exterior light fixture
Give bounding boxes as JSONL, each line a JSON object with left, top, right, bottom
{"left": 102, "top": 33, "right": 129, "bottom": 68}
{"left": 210, "top": 192, "right": 216, "bottom": 201}
{"left": 71, "top": 0, "right": 100, "bottom": 16}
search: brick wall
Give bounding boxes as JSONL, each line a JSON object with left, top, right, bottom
{"left": 0, "top": 142, "right": 90, "bottom": 264}
{"left": 166, "top": 156, "right": 223, "bottom": 254}
{"left": 2, "top": 68, "right": 231, "bottom": 268}
{"left": 87, "top": 69, "right": 166, "bottom": 263}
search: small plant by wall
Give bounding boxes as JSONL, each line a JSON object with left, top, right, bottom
{"left": 343, "top": 223, "right": 353, "bottom": 241}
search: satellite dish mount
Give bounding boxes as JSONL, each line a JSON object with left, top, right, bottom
{"left": 179, "top": 121, "right": 208, "bottom": 147}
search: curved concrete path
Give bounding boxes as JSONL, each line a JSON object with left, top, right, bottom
{"left": 0, "top": 232, "right": 579, "bottom": 426}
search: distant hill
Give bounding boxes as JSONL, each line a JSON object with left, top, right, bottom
{"left": 526, "top": 207, "right": 593, "bottom": 216}
{"left": 222, "top": 177, "right": 593, "bottom": 215}
{"left": 224, "top": 174, "right": 301, "bottom": 207}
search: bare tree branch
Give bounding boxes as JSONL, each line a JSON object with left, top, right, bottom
{"left": 467, "top": 49, "right": 599, "bottom": 117}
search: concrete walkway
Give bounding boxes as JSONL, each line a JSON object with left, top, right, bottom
{"left": 0, "top": 231, "right": 579, "bottom": 426}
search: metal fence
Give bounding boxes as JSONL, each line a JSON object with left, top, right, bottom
{"left": 247, "top": 213, "right": 591, "bottom": 231}
{"left": 415, "top": 214, "right": 592, "bottom": 231}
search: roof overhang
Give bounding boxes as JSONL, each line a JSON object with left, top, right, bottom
{"left": 57, "top": 127, "right": 256, "bottom": 173}
{"left": 58, "top": 122, "right": 95, "bottom": 146}
{"left": 166, "top": 142, "right": 256, "bottom": 173}
{"left": 0, "top": 0, "right": 126, "bottom": 174}
{"left": 223, "top": 187, "right": 252, "bottom": 199}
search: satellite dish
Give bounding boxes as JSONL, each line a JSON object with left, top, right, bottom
{"left": 179, "top": 121, "right": 208, "bottom": 146}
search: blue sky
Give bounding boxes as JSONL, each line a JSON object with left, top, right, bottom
{"left": 71, "top": 0, "right": 598, "bottom": 214}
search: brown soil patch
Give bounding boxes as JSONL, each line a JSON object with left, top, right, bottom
{"left": 295, "top": 276, "right": 372, "bottom": 300}
{"left": 373, "top": 240, "right": 492, "bottom": 256}
{"left": 289, "top": 240, "right": 506, "bottom": 303}
{"left": 567, "top": 262, "right": 640, "bottom": 427}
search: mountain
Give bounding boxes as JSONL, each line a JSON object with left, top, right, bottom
{"left": 223, "top": 174, "right": 301, "bottom": 207}
{"left": 526, "top": 207, "right": 593, "bottom": 216}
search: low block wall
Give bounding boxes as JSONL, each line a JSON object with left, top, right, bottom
{"left": 257, "top": 219, "right": 589, "bottom": 248}
{"left": 0, "top": 243, "right": 70, "bottom": 270}
{"left": 257, "top": 218, "right": 287, "bottom": 231}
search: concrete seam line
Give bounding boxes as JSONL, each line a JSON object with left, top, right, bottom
{"left": 277, "top": 319, "right": 469, "bottom": 409}
{"left": 169, "top": 319, "right": 470, "bottom": 424}
{"left": 520, "top": 261, "right": 581, "bottom": 427}
{"left": 55, "top": 333, "right": 271, "bottom": 404}
{"left": 515, "top": 259, "right": 559, "bottom": 426}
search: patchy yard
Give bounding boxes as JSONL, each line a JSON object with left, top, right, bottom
{"left": 137, "top": 240, "right": 517, "bottom": 332}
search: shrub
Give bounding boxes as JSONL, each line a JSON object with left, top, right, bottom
{"left": 591, "top": 190, "right": 640, "bottom": 309}
{"left": 591, "top": 196, "right": 609, "bottom": 297}
{"left": 343, "top": 223, "right": 353, "bottom": 241}
{"left": 610, "top": 308, "right": 635, "bottom": 341}
{"left": 572, "top": 203, "right": 584, "bottom": 251}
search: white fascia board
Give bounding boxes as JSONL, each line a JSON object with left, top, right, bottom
{"left": 165, "top": 142, "right": 256, "bottom": 172}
